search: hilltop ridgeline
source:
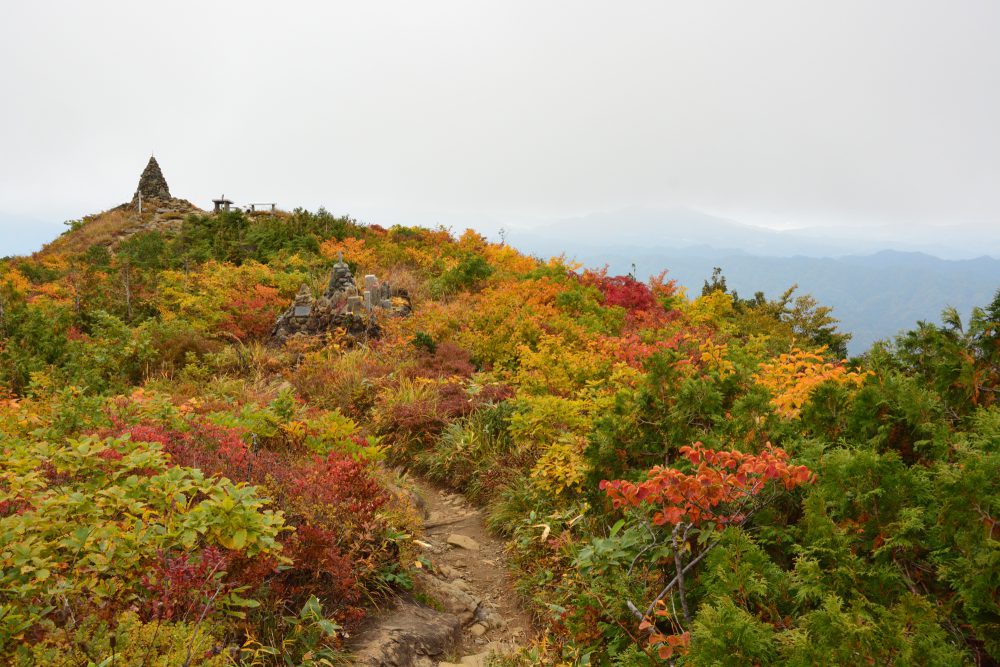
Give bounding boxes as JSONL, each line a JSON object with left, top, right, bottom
{"left": 0, "top": 162, "right": 998, "bottom": 666}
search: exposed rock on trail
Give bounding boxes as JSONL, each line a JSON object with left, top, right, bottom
{"left": 349, "top": 477, "right": 534, "bottom": 666}
{"left": 348, "top": 601, "right": 462, "bottom": 666}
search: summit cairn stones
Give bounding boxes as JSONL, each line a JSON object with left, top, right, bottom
{"left": 291, "top": 285, "right": 314, "bottom": 317}
{"left": 270, "top": 254, "right": 412, "bottom": 344}
{"left": 324, "top": 253, "right": 355, "bottom": 298}
{"left": 132, "top": 156, "right": 171, "bottom": 206}
{"left": 119, "top": 156, "right": 201, "bottom": 227}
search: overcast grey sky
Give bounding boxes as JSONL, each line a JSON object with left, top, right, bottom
{"left": 1, "top": 1, "right": 998, "bottom": 256}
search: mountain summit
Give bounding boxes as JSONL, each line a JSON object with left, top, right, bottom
{"left": 132, "top": 156, "right": 171, "bottom": 204}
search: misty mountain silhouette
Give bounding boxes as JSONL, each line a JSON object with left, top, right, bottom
{"left": 509, "top": 208, "right": 1000, "bottom": 354}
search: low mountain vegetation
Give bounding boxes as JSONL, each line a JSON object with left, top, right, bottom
{"left": 1, "top": 206, "right": 997, "bottom": 665}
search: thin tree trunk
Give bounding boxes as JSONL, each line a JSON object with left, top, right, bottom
{"left": 121, "top": 264, "right": 133, "bottom": 321}
{"left": 672, "top": 525, "right": 691, "bottom": 626}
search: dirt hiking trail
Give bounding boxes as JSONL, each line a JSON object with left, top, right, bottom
{"left": 349, "top": 475, "right": 537, "bottom": 666}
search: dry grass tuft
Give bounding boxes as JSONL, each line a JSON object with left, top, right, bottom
{"left": 41, "top": 209, "right": 137, "bottom": 256}
{"left": 38, "top": 199, "right": 203, "bottom": 258}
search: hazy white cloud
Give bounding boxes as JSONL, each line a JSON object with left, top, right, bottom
{"left": 2, "top": 0, "right": 998, "bottom": 255}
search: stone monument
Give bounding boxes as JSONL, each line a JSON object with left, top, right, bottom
{"left": 131, "top": 156, "right": 171, "bottom": 207}
{"left": 269, "top": 254, "right": 412, "bottom": 344}
{"left": 324, "top": 252, "right": 356, "bottom": 298}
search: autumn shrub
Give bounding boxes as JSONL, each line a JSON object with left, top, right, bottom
{"left": 754, "top": 346, "right": 870, "bottom": 420}
{"left": 95, "top": 387, "right": 400, "bottom": 630}
{"left": 140, "top": 547, "right": 232, "bottom": 622}
{"left": 268, "top": 451, "right": 388, "bottom": 528}
{"left": 406, "top": 340, "right": 476, "bottom": 379}
{"left": 535, "top": 444, "right": 815, "bottom": 663}
{"left": 511, "top": 335, "right": 613, "bottom": 398}
{"left": 429, "top": 252, "right": 494, "bottom": 297}
{"left": 146, "top": 318, "right": 222, "bottom": 374}
{"left": 452, "top": 274, "right": 570, "bottom": 369}
{"left": 554, "top": 277, "right": 624, "bottom": 335}
{"left": 104, "top": 416, "right": 251, "bottom": 482}
{"left": 509, "top": 394, "right": 592, "bottom": 454}
{"left": 229, "top": 447, "right": 397, "bottom": 626}
{"left": 14, "top": 611, "right": 229, "bottom": 667}
{"left": 593, "top": 273, "right": 656, "bottom": 312}
{"left": 530, "top": 433, "right": 589, "bottom": 498}
{"left": 218, "top": 283, "right": 288, "bottom": 340}
{"left": 0, "top": 433, "right": 285, "bottom": 657}
{"left": 301, "top": 408, "right": 383, "bottom": 459}
{"left": 374, "top": 377, "right": 448, "bottom": 453}
{"left": 155, "top": 260, "right": 306, "bottom": 338}
{"left": 291, "top": 346, "right": 387, "bottom": 416}
{"left": 417, "top": 402, "right": 519, "bottom": 501}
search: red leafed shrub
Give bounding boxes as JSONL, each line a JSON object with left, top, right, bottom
{"left": 140, "top": 547, "right": 230, "bottom": 622}
{"left": 586, "top": 273, "right": 656, "bottom": 312}
{"left": 604, "top": 331, "right": 685, "bottom": 368}
{"left": 408, "top": 341, "right": 477, "bottom": 380}
{"left": 219, "top": 284, "right": 287, "bottom": 340}
{"left": 600, "top": 442, "right": 814, "bottom": 527}
{"left": 36, "top": 461, "right": 73, "bottom": 485}
{"left": 104, "top": 419, "right": 250, "bottom": 481}
{"left": 103, "top": 412, "right": 396, "bottom": 628}
{"left": 96, "top": 447, "right": 124, "bottom": 462}
{"left": 0, "top": 498, "right": 31, "bottom": 517}
{"left": 477, "top": 382, "right": 515, "bottom": 404}
{"left": 237, "top": 451, "right": 391, "bottom": 625}
{"left": 377, "top": 392, "right": 448, "bottom": 450}
{"left": 270, "top": 452, "right": 389, "bottom": 524}
{"left": 273, "top": 525, "right": 364, "bottom": 620}
{"left": 437, "top": 381, "right": 475, "bottom": 420}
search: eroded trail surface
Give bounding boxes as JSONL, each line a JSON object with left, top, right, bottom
{"left": 349, "top": 476, "right": 535, "bottom": 666}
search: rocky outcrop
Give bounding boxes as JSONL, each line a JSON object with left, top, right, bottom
{"left": 349, "top": 601, "right": 463, "bottom": 667}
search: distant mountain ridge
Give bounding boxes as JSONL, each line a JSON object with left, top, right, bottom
{"left": 508, "top": 208, "right": 1000, "bottom": 354}
{"left": 510, "top": 206, "right": 1000, "bottom": 259}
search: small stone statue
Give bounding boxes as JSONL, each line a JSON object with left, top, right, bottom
{"left": 324, "top": 252, "right": 356, "bottom": 298}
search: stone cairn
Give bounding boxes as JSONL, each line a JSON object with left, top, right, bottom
{"left": 131, "top": 156, "right": 171, "bottom": 206}
{"left": 119, "top": 156, "right": 199, "bottom": 223}
{"left": 270, "top": 253, "right": 410, "bottom": 344}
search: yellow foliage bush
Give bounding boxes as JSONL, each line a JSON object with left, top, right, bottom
{"left": 512, "top": 335, "right": 613, "bottom": 399}
{"left": 754, "top": 346, "right": 870, "bottom": 419}
{"left": 509, "top": 395, "right": 592, "bottom": 452}
{"left": 16, "top": 611, "right": 228, "bottom": 667}
{"left": 531, "top": 434, "right": 588, "bottom": 496}
{"left": 697, "top": 339, "right": 736, "bottom": 379}
{"left": 684, "top": 289, "right": 734, "bottom": 326}
{"left": 319, "top": 236, "right": 377, "bottom": 269}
